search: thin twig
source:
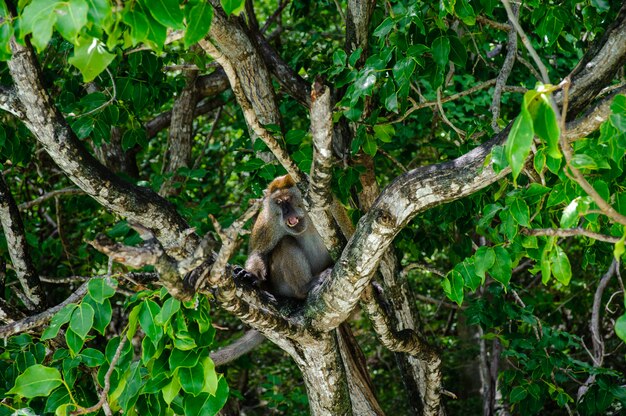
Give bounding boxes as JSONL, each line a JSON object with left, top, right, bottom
{"left": 79, "top": 68, "right": 117, "bottom": 117}
{"left": 524, "top": 227, "right": 621, "bottom": 243}
{"left": 491, "top": 3, "right": 518, "bottom": 133}
{"left": 436, "top": 87, "right": 466, "bottom": 138}
{"left": 71, "top": 329, "right": 128, "bottom": 415}
{"left": 18, "top": 188, "right": 83, "bottom": 211}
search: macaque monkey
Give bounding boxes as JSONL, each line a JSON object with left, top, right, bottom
{"left": 245, "top": 174, "right": 332, "bottom": 299}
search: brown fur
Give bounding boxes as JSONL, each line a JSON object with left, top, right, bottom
{"left": 245, "top": 176, "right": 332, "bottom": 299}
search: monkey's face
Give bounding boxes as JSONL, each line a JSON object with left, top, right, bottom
{"left": 271, "top": 189, "right": 307, "bottom": 235}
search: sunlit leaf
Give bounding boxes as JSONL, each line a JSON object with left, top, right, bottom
{"left": 7, "top": 365, "right": 62, "bottom": 398}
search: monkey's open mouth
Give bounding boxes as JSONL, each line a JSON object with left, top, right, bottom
{"left": 287, "top": 217, "right": 299, "bottom": 227}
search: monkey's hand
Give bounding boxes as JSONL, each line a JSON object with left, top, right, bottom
{"left": 232, "top": 265, "right": 277, "bottom": 304}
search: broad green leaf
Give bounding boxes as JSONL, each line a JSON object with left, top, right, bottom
{"left": 55, "top": 0, "right": 89, "bottom": 42}
{"left": 118, "top": 361, "right": 144, "bottom": 411}
{"left": 183, "top": 376, "right": 229, "bottom": 416}
{"left": 139, "top": 299, "right": 163, "bottom": 343}
{"left": 66, "top": 328, "right": 85, "bottom": 353}
{"left": 69, "top": 302, "right": 94, "bottom": 339}
{"left": 41, "top": 303, "right": 77, "bottom": 340}
{"left": 474, "top": 246, "right": 495, "bottom": 281}
{"left": 68, "top": 36, "right": 115, "bottom": 82}
{"left": 456, "top": 259, "right": 480, "bottom": 292}
{"left": 510, "top": 198, "right": 530, "bottom": 226}
{"left": 201, "top": 357, "right": 218, "bottom": 395}
{"left": 550, "top": 245, "right": 572, "bottom": 285}
{"left": 615, "top": 314, "right": 626, "bottom": 342}
{"left": 431, "top": 36, "right": 450, "bottom": 67}
{"left": 560, "top": 198, "right": 581, "bottom": 229}
{"left": 332, "top": 49, "right": 347, "bottom": 67}
{"left": 221, "top": 0, "right": 245, "bottom": 17}
{"left": 7, "top": 365, "right": 62, "bottom": 398}
{"left": 442, "top": 270, "right": 464, "bottom": 306}
{"left": 180, "top": 362, "right": 204, "bottom": 395}
{"left": 505, "top": 106, "right": 534, "bottom": 185}
{"left": 611, "top": 94, "right": 626, "bottom": 115}
{"left": 510, "top": 386, "right": 528, "bottom": 403}
{"left": 184, "top": 2, "right": 212, "bottom": 48}
{"left": 373, "top": 124, "right": 395, "bottom": 143}
{"left": 86, "top": 0, "right": 112, "bottom": 27}
{"left": 84, "top": 296, "right": 112, "bottom": 334}
{"left": 162, "top": 376, "right": 181, "bottom": 404}
{"left": 541, "top": 244, "right": 552, "bottom": 284}
{"left": 79, "top": 348, "right": 105, "bottom": 367}
{"left": 614, "top": 234, "right": 625, "bottom": 259}
{"left": 449, "top": 35, "right": 467, "bottom": 67}
{"left": 88, "top": 277, "right": 117, "bottom": 303}
{"left": 122, "top": 8, "right": 150, "bottom": 45}
{"left": 20, "top": 0, "right": 61, "bottom": 51}
{"left": 169, "top": 347, "right": 201, "bottom": 369}
{"left": 531, "top": 98, "right": 561, "bottom": 158}
{"left": 373, "top": 17, "right": 394, "bottom": 37}
{"left": 491, "top": 246, "right": 512, "bottom": 286}
{"left": 570, "top": 153, "right": 598, "bottom": 170}
{"left": 363, "top": 134, "right": 377, "bottom": 156}
{"left": 140, "top": 0, "right": 184, "bottom": 29}
{"left": 156, "top": 297, "right": 181, "bottom": 326}
{"left": 591, "top": 0, "right": 610, "bottom": 12}
{"left": 456, "top": 0, "right": 476, "bottom": 25}
{"left": 44, "top": 388, "right": 71, "bottom": 414}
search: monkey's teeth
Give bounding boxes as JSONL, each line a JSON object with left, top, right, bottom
{"left": 288, "top": 218, "right": 299, "bottom": 227}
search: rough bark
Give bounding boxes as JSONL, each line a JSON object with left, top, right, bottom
{"left": 92, "top": 126, "right": 139, "bottom": 177}
{"left": 0, "top": 174, "right": 44, "bottom": 310}
{"left": 160, "top": 70, "right": 199, "bottom": 197}
{"left": 7, "top": 39, "right": 199, "bottom": 260}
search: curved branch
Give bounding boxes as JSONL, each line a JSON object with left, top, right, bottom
{"left": 7, "top": 39, "right": 199, "bottom": 259}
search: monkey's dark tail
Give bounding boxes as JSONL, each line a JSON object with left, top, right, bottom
{"left": 210, "top": 330, "right": 266, "bottom": 367}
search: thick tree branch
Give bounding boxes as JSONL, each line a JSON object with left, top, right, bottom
{"left": 160, "top": 70, "right": 199, "bottom": 197}
{"left": 7, "top": 39, "right": 200, "bottom": 260}
{"left": 0, "top": 174, "right": 44, "bottom": 310}
{"left": 199, "top": 38, "right": 306, "bottom": 183}
{"left": 0, "top": 84, "right": 25, "bottom": 118}
{"left": 304, "top": 5, "right": 626, "bottom": 331}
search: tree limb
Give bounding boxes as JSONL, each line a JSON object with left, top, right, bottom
{"left": 18, "top": 187, "right": 83, "bottom": 211}
{"left": 524, "top": 227, "right": 621, "bottom": 243}
{"left": 6, "top": 39, "right": 200, "bottom": 260}
{"left": 0, "top": 84, "right": 25, "bottom": 118}
{"left": 0, "top": 173, "right": 44, "bottom": 310}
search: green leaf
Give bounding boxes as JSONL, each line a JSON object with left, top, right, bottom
{"left": 570, "top": 153, "right": 598, "bottom": 170}
{"left": 474, "top": 246, "right": 495, "bottom": 282}
{"left": 88, "top": 277, "right": 117, "bottom": 303}
{"left": 122, "top": 7, "right": 150, "bottom": 46}
{"left": 140, "top": 0, "right": 184, "bottom": 29}
{"left": 201, "top": 357, "right": 218, "bottom": 395}
{"left": 180, "top": 362, "right": 205, "bottom": 395}
{"left": 442, "top": 270, "right": 464, "bottom": 305}
{"left": 550, "top": 245, "right": 572, "bottom": 285}
{"left": 560, "top": 198, "right": 581, "bottom": 229}
{"left": 373, "top": 124, "right": 395, "bottom": 143}
{"left": 448, "top": 35, "right": 467, "bottom": 67}
{"left": 510, "top": 198, "right": 530, "bottom": 226}
{"left": 183, "top": 376, "right": 229, "bottom": 416}
{"left": 373, "top": 17, "right": 394, "bottom": 37}
{"left": 66, "top": 328, "right": 85, "bottom": 353}
{"left": 362, "top": 134, "right": 377, "bottom": 156}
{"left": 55, "top": 0, "right": 89, "bottom": 42}
{"left": 505, "top": 106, "right": 534, "bottom": 185}
{"left": 615, "top": 314, "right": 626, "bottom": 342}
{"left": 86, "top": 0, "right": 112, "bottom": 27}
{"left": 184, "top": 2, "right": 212, "bottom": 48}
{"left": 220, "top": 0, "right": 245, "bottom": 17}
{"left": 8, "top": 365, "right": 63, "bottom": 398}
{"left": 541, "top": 244, "right": 552, "bottom": 284}
{"left": 155, "top": 297, "right": 181, "bottom": 326}
{"left": 70, "top": 302, "right": 94, "bottom": 339}
{"left": 431, "top": 36, "right": 450, "bottom": 67}
{"left": 162, "top": 376, "right": 181, "bottom": 405}
{"left": 510, "top": 385, "right": 528, "bottom": 403}
{"left": 456, "top": 259, "right": 480, "bottom": 292}
{"left": 19, "top": 0, "right": 61, "bottom": 51}
{"left": 44, "top": 388, "right": 71, "bottom": 414}
{"left": 139, "top": 299, "right": 163, "bottom": 343}
{"left": 79, "top": 348, "right": 105, "bottom": 367}
{"left": 491, "top": 246, "right": 512, "bottom": 286}
{"left": 169, "top": 348, "right": 201, "bottom": 369}
{"left": 41, "top": 303, "right": 77, "bottom": 340}
{"left": 456, "top": 0, "right": 476, "bottom": 25}
{"left": 68, "top": 36, "right": 115, "bottom": 82}
{"left": 531, "top": 97, "right": 561, "bottom": 158}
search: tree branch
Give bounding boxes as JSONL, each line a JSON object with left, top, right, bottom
{"left": 0, "top": 281, "right": 88, "bottom": 338}
{"left": 0, "top": 173, "right": 44, "bottom": 310}
{"left": 0, "top": 84, "right": 25, "bottom": 118}
{"left": 18, "top": 187, "right": 83, "bottom": 211}
{"left": 524, "top": 227, "right": 621, "bottom": 243}
{"left": 7, "top": 39, "right": 200, "bottom": 260}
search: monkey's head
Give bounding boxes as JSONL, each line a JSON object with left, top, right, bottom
{"left": 267, "top": 175, "right": 308, "bottom": 235}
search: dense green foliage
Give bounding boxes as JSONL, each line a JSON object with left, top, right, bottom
{"left": 0, "top": 0, "right": 625, "bottom": 415}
